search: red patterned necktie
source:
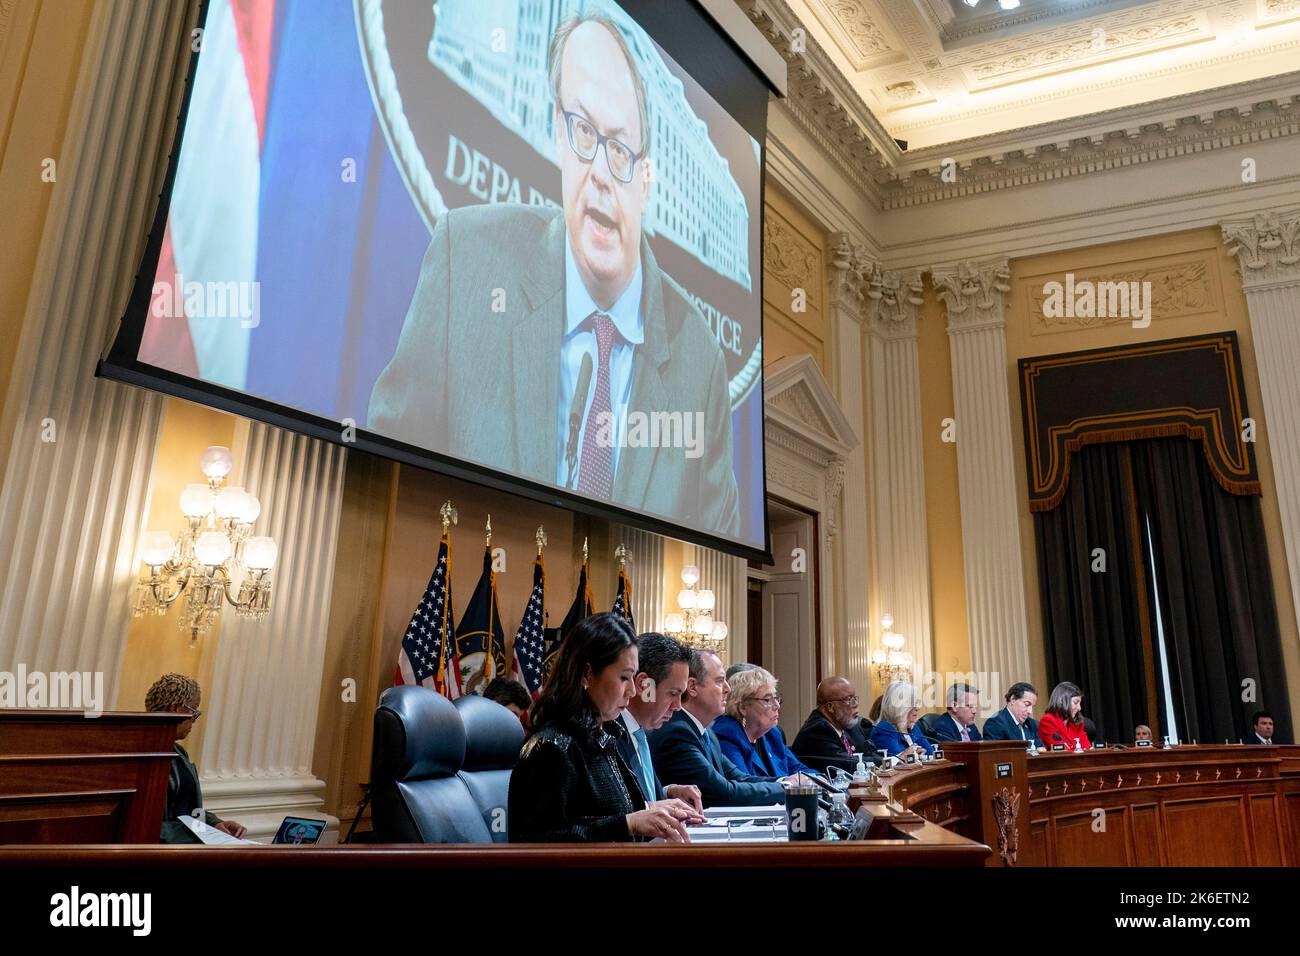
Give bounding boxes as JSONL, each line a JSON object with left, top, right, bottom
{"left": 577, "top": 312, "right": 616, "bottom": 498}
{"left": 839, "top": 731, "right": 852, "bottom": 755}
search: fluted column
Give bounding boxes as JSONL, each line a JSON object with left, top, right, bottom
{"left": 826, "top": 235, "right": 872, "bottom": 691}
{"left": 693, "top": 544, "right": 746, "bottom": 663}
{"left": 197, "top": 421, "right": 346, "bottom": 840}
{"left": 613, "top": 524, "right": 666, "bottom": 633}
{"left": 0, "top": 0, "right": 193, "bottom": 702}
{"left": 863, "top": 266, "right": 933, "bottom": 691}
{"left": 933, "top": 259, "right": 1031, "bottom": 690}
{"left": 1223, "top": 209, "right": 1300, "bottom": 642}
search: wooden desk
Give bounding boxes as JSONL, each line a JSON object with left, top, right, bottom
{"left": 0, "top": 709, "right": 183, "bottom": 844}
{"left": 0, "top": 827, "right": 990, "bottom": 867}
{"left": 883, "top": 742, "right": 1300, "bottom": 867}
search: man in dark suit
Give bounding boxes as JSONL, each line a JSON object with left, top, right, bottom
{"left": 368, "top": 14, "right": 739, "bottom": 537}
{"left": 791, "top": 676, "right": 877, "bottom": 774}
{"left": 982, "top": 681, "right": 1040, "bottom": 744}
{"left": 928, "top": 682, "right": 983, "bottom": 743}
{"left": 611, "top": 632, "right": 702, "bottom": 812}
{"left": 648, "top": 649, "right": 787, "bottom": 807}
{"left": 1248, "top": 711, "right": 1276, "bottom": 744}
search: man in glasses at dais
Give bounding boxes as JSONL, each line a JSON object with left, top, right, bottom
{"left": 370, "top": 13, "right": 739, "bottom": 536}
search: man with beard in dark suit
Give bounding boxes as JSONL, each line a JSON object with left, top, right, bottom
{"left": 791, "top": 676, "right": 877, "bottom": 774}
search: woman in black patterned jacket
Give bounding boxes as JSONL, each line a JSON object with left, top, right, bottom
{"left": 508, "top": 613, "right": 693, "bottom": 842}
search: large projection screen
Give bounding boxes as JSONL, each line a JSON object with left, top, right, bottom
{"left": 101, "top": 0, "right": 773, "bottom": 561}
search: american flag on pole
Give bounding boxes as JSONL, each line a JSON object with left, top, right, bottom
{"left": 510, "top": 554, "right": 547, "bottom": 697}
{"left": 395, "top": 531, "right": 459, "bottom": 696}
{"left": 544, "top": 556, "right": 594, "bottom": 681}
{"left": 612, "top": 565, "right": 635, "bottom": 632}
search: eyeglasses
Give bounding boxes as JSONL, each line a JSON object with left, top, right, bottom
{"left": 185, "top": 708, "right": 202, "bottom": 720}
{"left": 561, "top": 110, "right": 643, "bottom": 184}
{"left": 827, "top": 695, "right": 859, "bottom": 706}
{"left": 750, "top": 695, "right": 782, "bottom": 709}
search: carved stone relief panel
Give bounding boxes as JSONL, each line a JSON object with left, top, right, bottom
{"left": 1020, "top": 251, "right": 1221, "bottom": 335}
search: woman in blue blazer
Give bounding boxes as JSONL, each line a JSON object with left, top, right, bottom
{"left": 869, "top": 681, "right": 934, "bottom": 758}
{"left": 714, "top": 667, "right": 815, "bottom": 778}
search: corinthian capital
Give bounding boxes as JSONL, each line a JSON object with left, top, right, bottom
{"left": 826, "top": 232, "right": 873, "bottom": 322}
{"left": 932, "top": 258, "right": 1011, "bottom": 332}
{"left": 865, "top": 266, "right": 924, "bottom": 338}
{"left": 1222, "top": 209, "right": 1300, "bottom": 289}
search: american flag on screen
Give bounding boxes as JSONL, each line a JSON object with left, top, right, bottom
{"left": 395, "top": 532, "right": 459, "bottom": 697}
{"left": 510, "top": 555, "right": 547, "bottom": 697}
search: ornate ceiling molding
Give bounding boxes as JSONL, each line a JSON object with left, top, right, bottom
{"left": 805, "top": 0, "right": 901, "bottom": 70}
{"left": 965, "top": 12, "right": 1209, "bottom": 89}
{"left": 1222, "top": 208, "right": 1300, "bottom": 289}
{"left": 881, "top": 92, "right": 1300, "bottom": 209}
{"left": 736, "top": 0, "right": 899, "bottom": 199}
{"left": 743, "top": 0, "right": 1300, "bottom": 210}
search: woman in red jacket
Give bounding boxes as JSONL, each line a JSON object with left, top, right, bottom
{"left": 1039, "top": 681, "right": 1092, "bottom": 751}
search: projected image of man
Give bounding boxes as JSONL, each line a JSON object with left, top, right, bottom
{"left": 367, "top": 14, "right": 740, "bottom": 537}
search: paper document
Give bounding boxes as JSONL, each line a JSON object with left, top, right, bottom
{"left": 700, "top": 803, "right": 785, "bottom": 819}
{"left": 176, "top": 815, "right": 261, "bottom": 846}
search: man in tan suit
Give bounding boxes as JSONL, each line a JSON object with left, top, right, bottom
{"left": 368, "top": 14, "right": 739, "bottom": 537}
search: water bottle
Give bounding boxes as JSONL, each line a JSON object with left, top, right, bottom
{"left": 828, "top": 791, "right": 853, "bottom": 836}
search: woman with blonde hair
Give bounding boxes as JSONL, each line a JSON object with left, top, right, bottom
{"left": 712, "top": 665, "right": 814, "bottom": 777}
{"left": 868, "top": 680, "right": 934, "bottom": 759}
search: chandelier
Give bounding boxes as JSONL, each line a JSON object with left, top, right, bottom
{"left": 870, "top": 612, "right": 913, "bottom": 688}
{"left": 131, "top": 445, "right": 278, "bottom": 641}
{"left": 663, "top": 563, "right": 728, "bottom": 655}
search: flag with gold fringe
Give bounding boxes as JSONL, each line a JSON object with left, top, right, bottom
{"left": 543, "top": 551, "right": 594, "bottom": 683}
{"left": 454, "top": 544, "right": 508, "bottom": 698}
{"left": 511, "top": 553, "right": 547, "bottom": 697}
{"left": 612, "top": 564, "right": 634, "bottom": 632}
{"left": 395, "top": 529, "right": 458, "bottom": 697}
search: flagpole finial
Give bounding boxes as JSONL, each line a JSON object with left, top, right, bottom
{"left": 440, "top": 500, "right": 458, "bottom": 534}
{"left": 485, "top": 513, "right": 492, "bottom": 547}
{"left": 536, "top": 525, "right": 547, "bottom": 555}
{"left": 583, "top": 536, "right": 589, "bottom": 563}
{"left": 615, "top": 543, "right": 630, "bottom": 569}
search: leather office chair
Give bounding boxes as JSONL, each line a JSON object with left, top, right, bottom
{"left": 453, "top": 694, "right": 525, "bottom": 843}
{"left": 917, "top": 712, "right": 945, "bottom": 740}
{"left": 370, "top": 686, "right": 493, "bottom": 843}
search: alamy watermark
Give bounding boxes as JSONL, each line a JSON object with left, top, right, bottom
{"left": 151, "top": 272, "right": 261, "bottom": 329}
{"left": 1041, "top": 274, "right": 1151, "bottom": 329}
{"left": 593, "top": 409, "right": 704, "bottom": 459}
{"left": 0, "top": 666, "right": 104, "bottom": 716}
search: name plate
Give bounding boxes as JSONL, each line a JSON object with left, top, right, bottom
{"left": 995, "top": 762, "right": 1012, "bottom": 778}
{"left": 1051, "top": 743, "right": 1067, "bottom": 751}
{"left": 1136, "top": 739, "right": 1153, "bottom": 747}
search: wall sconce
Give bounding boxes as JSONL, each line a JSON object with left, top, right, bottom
{"left": 132, "top": 445, "right": 278, "bottom": 641}
{"left": 870, "top": 612, "right": 913, "bottom": 688}
{"left": 663, "top": 564, "right": 728, "bottom": 656}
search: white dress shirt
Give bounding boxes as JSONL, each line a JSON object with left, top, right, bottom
{"left": 681, "top": 707, "right": 708, "bottom": 739}
{"left": 556, "top": 241, "right": 644, "bottom": 486}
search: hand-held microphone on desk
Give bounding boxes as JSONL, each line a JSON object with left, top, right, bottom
{"left": 564, "top": 353, "right": 593, "bottom": 489}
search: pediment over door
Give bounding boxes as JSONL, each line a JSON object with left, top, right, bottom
{"left": 764, "top": 355, "right": 859, "bottom": 536}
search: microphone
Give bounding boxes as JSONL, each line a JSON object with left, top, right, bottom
{"left": 565, "top": 353, "right": 593, "bottom": 489}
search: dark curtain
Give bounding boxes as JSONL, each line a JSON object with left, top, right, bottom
{"left": 1034, "top": 443, "right": 1153, "bottom": 743}
{"left": 1132, "top": 438, "right": 1293, "bottom": 744}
